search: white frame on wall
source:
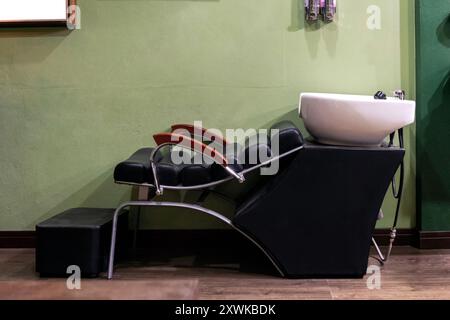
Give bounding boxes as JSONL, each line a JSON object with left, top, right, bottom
{"left": 0, "top": 0, "right": 76, "bottom": 27}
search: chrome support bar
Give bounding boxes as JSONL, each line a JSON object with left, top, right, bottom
{"left": 151, "top": 161, "right": 162, "bottom": 195}
{"left": 149, "top": 141, "right": 256, "bottom": 195}
{"left": 371, "top": 237, "right": 385, "bottom": 263}
{"left": 150, "top": 143, "right": 170, "bottom": 196}
{"left": 225, "top": 166, "right": 245, "bottom": 183}
{"left": 107, "top": 201, "right": 285, "bottom": 279}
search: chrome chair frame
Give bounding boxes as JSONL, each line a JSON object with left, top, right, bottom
{"left": 107, "top": 144, "right": 305, "bottom": 279}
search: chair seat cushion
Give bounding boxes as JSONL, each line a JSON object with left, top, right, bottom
{"left": 114, "top": 121, "right": 304, "bottom": 187}
{"left": 114, "top": 148, "right": 181, "bottom": 186}
{"left": 113, "top": 148, "right": 155, "bottom": 184}
{"left": 180, "top": 164, "right": 212, "bottom": 186}
{"left": 269, "top": 121, "right": 304, "bottom": 154}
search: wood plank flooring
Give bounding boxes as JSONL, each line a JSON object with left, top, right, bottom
{"left": 0, "top": 247, "right": 449, "bottom": 300}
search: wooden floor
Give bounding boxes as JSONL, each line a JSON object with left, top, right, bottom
{"left": 0, "top": 247, "right": 449, "bottom": 300}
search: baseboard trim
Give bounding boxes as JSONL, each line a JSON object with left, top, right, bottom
{"left": 419, "top": 231, "right": 450, "bottom": 249}
{"left": 372, "top": 229, "right": 418, "bottom": 246}
{"left": 0, "top": 231, "right": 35, "bottom": 248}
{"left": 1, "top": 229, "right": 449, "bottom": 250}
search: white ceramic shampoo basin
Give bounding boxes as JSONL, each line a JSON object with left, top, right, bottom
{"left": 299, "top": 93, "right": 416, "bottom": 147}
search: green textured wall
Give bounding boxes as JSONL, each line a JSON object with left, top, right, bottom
{"left": 0, "top": 0, "right": 415, "bottom": 230}
{"left": 416, "top": 0, "right": 450, "bottom": 231}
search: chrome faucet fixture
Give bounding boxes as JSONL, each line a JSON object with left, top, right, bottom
{"left": 394, "top": 90, "right": 406, "bottom": 100}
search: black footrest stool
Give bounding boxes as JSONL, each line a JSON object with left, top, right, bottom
{"left": 36, "top": 208, "right": 128, "bottom": 278}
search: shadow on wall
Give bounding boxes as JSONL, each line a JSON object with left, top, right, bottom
{"left": 287, "top": 0, "right": 338, "bottom": 58}
{"left": 0, "top": 29, "right": 70, "bottom": 39}
{"left": 287, "top": 0, "right": 305, "bottom": 32}
{"left": 31, "top": 168, "right": 131, "bottom": 228}
{"left": 437, "top": 14, "right": 450, "bottom": 47}
{"left": 420, "top": 70, "right": 450, "bottom": 203}
{"left": 0, "top": 29, "right": 70, "bottom": 65}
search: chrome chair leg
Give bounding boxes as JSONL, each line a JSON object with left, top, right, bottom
{"left": 108, "top": 203, "right": 130, "bottom": 280}
{"left": 107, "top": 201, "right": 286, "bottom": 279}
{"left": 107, "top": 212, "right": 119, "bottom": 279}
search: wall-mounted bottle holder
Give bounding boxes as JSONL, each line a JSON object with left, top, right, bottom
{"left": 305, "top": 0, "right": 336, "bottom": 23}
{"left": 322, "top": 0, "right": 337, "bottom": 22}
{"left": 305, "top": 0, "right": 320, "bottom": 22}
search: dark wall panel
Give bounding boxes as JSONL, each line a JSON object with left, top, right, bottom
{"left": 416, "top": 0, "right": 450, "bottom": 231}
